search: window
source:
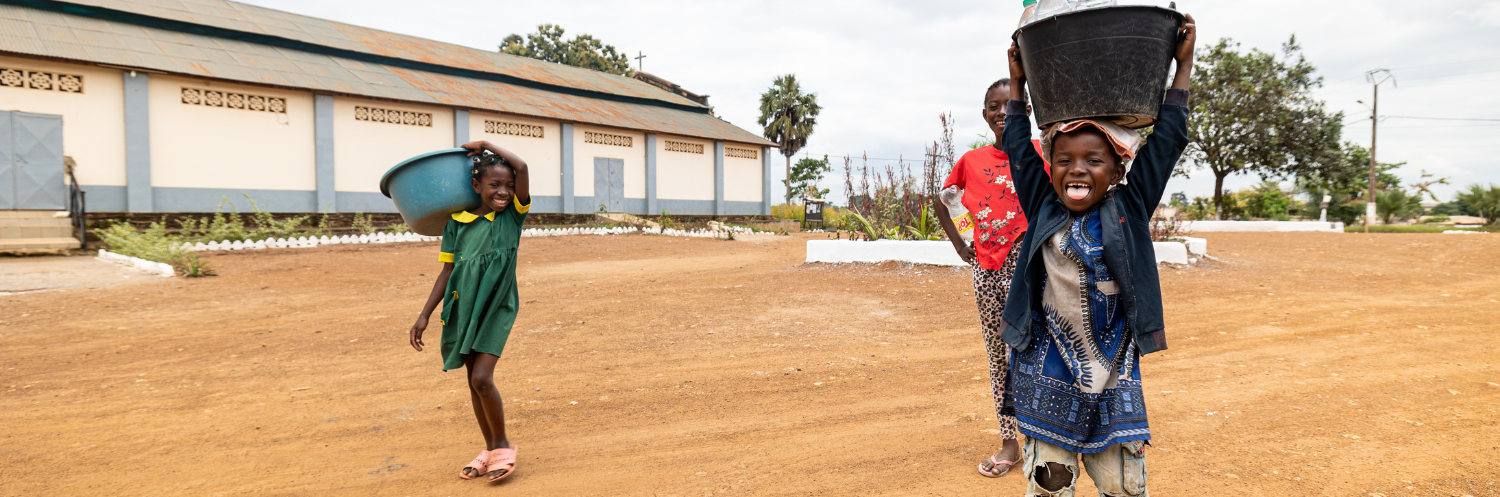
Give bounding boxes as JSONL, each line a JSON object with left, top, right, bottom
{"left": 485, "top": 120, "right": 544, "bottom": 138}
{"left": 584, "top": 131, "right": 632, "bottom": 147}
{"left": 181, "top": 87, "right": 286, "bottom": 113}
{"left": 0, "top": 67, "right": 83, "bottom": 93}
{"left": 354, "top": 105, "right": 432, "bottom": 126}
{"left": 725, "top": 147, "right": 758, "bottom": 159}
{"left": 664, "top": 140, "right": 704, "bottom": 154}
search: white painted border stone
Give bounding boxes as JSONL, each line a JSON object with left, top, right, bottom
{"left": 806, "top": 240, "right": 967, "bottom": 267}
{"left": 1181, "top": 221, "right": 1343, "bottom": 232}
{"left": 1152, "top": 242, "right": 1189, "bottom": 265}
{"left": 97, "top": 249, "right": 175, "bottom": 277}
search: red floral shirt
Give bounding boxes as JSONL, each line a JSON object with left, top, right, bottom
{"left": 944, "top": 145, "right": 1030, "bottom": 270}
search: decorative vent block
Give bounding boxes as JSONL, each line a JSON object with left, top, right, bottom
{"left": 726, "top": 147, "right": 759, "bottom": 159}
{"left": 664, "top": 140, "right": 704, "bottom": 154}
{"left": 584, "top": 131, "right": 633, "bottom": 147}
{"left": 0, "top": 67, "right": 83, "bottom": 93}
{"left": 354, "top": 105, "right": 432, "bottom": 127}
{"left": 181, "top": 87, "right": 286, "bottom": 113}
{"left": 485, "top": 120, "right": 544, "bottom": 138}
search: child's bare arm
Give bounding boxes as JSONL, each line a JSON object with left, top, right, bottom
{"left": 1123, "top": 14, "right": 1197, "bottom": 217}
{"left": 463, "top": 141, "right": 531, "bottom": 205}
{"left": 408, "top": 263, "right": 454, "bottom": 352}
{"left": 1001, "top": 42, "right": 1050, "bottom": 215}
{"left": 1171, "top": 14, "right": 1196, "bottom": 91}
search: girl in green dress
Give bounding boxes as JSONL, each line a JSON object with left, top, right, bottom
{"left": 407, "top": 140, "right": 530, "bottom": 483}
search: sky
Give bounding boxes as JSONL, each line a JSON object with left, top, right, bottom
{"left": 240, "top": 0, "right": 1500, "bottom": 205}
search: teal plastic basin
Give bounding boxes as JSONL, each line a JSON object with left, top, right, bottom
{"left": 379, "top": 148, "right": 480, "bottom": 236}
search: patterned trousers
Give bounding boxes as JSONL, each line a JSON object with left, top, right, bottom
{"left": 973, "top": 245, "right": 1021, "bottom": 440}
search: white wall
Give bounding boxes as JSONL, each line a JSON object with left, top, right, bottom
{"left": 0, "top": 56, "right": 125, "bottom": 187}
{"left": 469, "top": 111, "right": 560, "bottom": 196}
{"left": 333, "top": 97, "right": 453, "bottom": 194}
{"left": 655, "top": 134, "right": 714, "bottom": 201}
{"left": 723, "top": 143, "right": 763, "bottom": 202}
{"left": 148, "top": 74, "right": 315, "bottom": 191}
{"left": 572, "top": 124, "right": 644, "bottom": 198}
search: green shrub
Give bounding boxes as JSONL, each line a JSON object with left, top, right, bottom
{"left": 351, "top": 212, "right": 376, "bottom": 234}
{"left": 388, "top": 222, "right": 409, "bottom": 233}
{"left": 1422, "top": 215, "right": 1451, "bottom": 224}
{"left": 771, "top": 203, "right": 804, "bottom": 221}
{"left": 177, "top": 197, "right": 252, "bottom": 242}
{"left": 96, "top": 221, "right": 216, "bottom": 277}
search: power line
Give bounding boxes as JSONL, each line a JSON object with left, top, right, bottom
{"left": 1386, "top": 115, "right": 1500, "bottom": 122}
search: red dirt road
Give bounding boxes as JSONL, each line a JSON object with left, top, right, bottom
{"left": 1, "top": 232, "right": 1497, "bottom": 496}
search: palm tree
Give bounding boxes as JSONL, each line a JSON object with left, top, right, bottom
{"left": 757, "top": 75, "right": 822, "bottom": 204}
{"left": 1456, "top": 183, "right": 1500, "bottom": 225}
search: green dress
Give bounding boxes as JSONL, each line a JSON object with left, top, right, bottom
{"left": 436, "top": 199, "right": 529, "bottom": 370}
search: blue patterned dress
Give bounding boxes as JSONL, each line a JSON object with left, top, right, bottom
{"left": 1011, "top": 209, "right": 1149, "bottom": 454}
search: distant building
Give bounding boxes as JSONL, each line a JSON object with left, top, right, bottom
{"left": 0, "top": 0, "right": 775, "bottom": 217}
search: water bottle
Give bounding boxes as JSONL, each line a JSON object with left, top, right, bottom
{"left": 1033, "top": 0, "right": 1077, "bottom": 19}
{"left": 1075, "top": 0, "right": 1115, "bottom": 9}
{"left": 1019, "top": 0, "right": 1039, "bottom": 27}
{"left": 940, "top": 186, "right": 975, "bottom": 244}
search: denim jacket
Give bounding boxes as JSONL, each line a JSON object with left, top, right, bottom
{"left": 998, "top": 89, "right": 1191, "bottom": 355}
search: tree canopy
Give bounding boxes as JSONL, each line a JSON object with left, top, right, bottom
{"left": 757, "top": 74, "right": 822, "bottom": 204}
{"left": 500, "top": 24, "right": 633, "bottom": 76}
{"left": 789, "top": 155, "right": 832, "bottom": 201}
{"left": 1178, "top": 37, "right": 1343, "bottom": 219}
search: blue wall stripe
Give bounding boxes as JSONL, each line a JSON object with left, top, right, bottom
{"left": 713, "top": 141, "right": 724, "bottom": 216}
{"left": 645, "top": 133, "right": 657, "bottom": 215}
{"left": 560, "top": 123, "right": 574, "bottom": 214}
{"left": 314, "top": 94, "right": 335, "bottom": 212}
{"left": 123, "top": 70, "right": 151, "bottom": 212}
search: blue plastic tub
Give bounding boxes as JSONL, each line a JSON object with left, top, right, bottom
{"left": 379, "top": 148, "right": 480, "bottom": 236}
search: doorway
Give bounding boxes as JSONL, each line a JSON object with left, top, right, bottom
{"left": 592, "top": 157, "right": 624, "bottom": 213}
{"left": 0, "top": 111, "right": 66, "bottom": 210}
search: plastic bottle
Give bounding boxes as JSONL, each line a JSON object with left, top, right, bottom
{"left": 1019, "top": 0, "right": 1039, "bottom": 27}
{"left": 1033, "top": 0, "right": 1077, "bottom": 19}
{"left": 940, "top": 186, "right": 975, "bottom": 244}
{"left": 1075, "top": 0, "right": 1115, "bottom": 9}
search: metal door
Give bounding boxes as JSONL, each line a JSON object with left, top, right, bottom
{"left": 592, "top": 157, "right": 624, "bottom": 212}
{"left": 8, "top": 112, "right": 66, "bottom": 210}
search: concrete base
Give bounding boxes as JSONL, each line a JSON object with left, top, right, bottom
{"left": 1153, "top": 241, "right": 1190, "bottom": 265}
{"left": 1183, "top": 221, "right": 1343, "bottom": 232}
{"left": 806, "top": 240, "right": 966, "bottom": 267}
{"left": 0, "top": 237, "right": 80, "bottom": 250}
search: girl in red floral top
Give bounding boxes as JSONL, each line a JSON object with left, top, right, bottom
{"left": 935, "top": 78, "right": 1035, "bottom": 479}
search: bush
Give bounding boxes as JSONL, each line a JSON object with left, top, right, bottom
{"left": 772, "top": 203, "right": 804, "bottom": 221}
{"left": 1456, "top": 183, "right": 1500, "bottom": 225}
{"left": 96, "top": 221, "right": 216, "bottom": 277}
{"left": 1421, "top": 215, "right": 1451, "bottom": 224}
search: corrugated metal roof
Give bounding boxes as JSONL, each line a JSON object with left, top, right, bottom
{"left": 0, "top": 0, "right": 774, "bottom": 146}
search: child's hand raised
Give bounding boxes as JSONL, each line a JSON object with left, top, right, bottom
{"left": 460, "top": 141, "right": 488, "bottom": 157}
{"left": 1007, "top": 41, "right": 1025, "bottom": 83}
{"left": 1175, "top": 14, "right": 1196, "bottom": 65}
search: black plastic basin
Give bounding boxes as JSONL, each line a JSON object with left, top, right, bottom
{"left": 1015, "top": 6, "right": 1185, "bottom": 128}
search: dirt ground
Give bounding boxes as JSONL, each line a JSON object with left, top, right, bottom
{"left": 2, "top": 232, "right": 1497, "bottom": 496}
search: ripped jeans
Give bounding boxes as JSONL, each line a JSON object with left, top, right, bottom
{"left": 1023, "top": 438, "right": 1148, "bottom": 497}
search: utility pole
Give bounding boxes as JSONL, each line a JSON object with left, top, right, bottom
{"left": 634, "top": 51, "right": 646, "bottom": 73}
{"left": 1364, "top": 69, "right": 1395, "bottom": 233}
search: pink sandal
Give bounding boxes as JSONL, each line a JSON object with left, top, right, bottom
{"left": 486, "top": 446, "right": 517, "bottom": 483}
{"left": 977, "top": 453, "right": 1020, "bottom": 478}
{"left": 460, "top": 450, "right": 490, "bottom": 480}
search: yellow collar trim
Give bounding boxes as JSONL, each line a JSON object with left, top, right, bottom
{"left": 452, "top": 211, "right": 496, "bottom": 223}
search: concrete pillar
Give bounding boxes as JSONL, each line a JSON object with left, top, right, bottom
{"left": 762, "top": 146, "right": 773, "bottom": 215}
{"left": 645, "top": 133, "right": 657, "bottom": 215}
{"left": 714, "top": 141, "right": 725, "bottom": 216}
{"left": 453, "top": 109, "right": 469, "bottom": 147}
{"left": 123, "top": 71, "right": 152, "bottom": 212}
{"left": 314, "top": 94, "right": 335, "bottom": 212}
{"left": 561, "top": 123, "right": 574, "bottom": 214}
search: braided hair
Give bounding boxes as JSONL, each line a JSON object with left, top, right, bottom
{"left": 470, "top": 152, "right": 512, "bottom": 181}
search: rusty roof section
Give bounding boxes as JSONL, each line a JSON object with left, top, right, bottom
{"left": 0, "top": 0, "right": 774, "bottom": 146}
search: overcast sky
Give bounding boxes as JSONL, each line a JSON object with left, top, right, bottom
{"left": 242, "top": 0, "right": 1500, "bottom": 204}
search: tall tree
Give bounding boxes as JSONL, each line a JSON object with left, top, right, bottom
{"left": 789, "top": 155, "right": 832, "bottom": 201}
{"left": 1456, "top": 184, "right": 1500, "bottom": 225}
{"left": 500, "top": 24, "right": 633, "bottom": 76}
{"left": 1178, "top": 37, "right": 1340, "bottom": 218}
{"left": 757, "top": 75, "right": 822, "bottom": 204}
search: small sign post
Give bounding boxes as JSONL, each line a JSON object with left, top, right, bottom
{"left": 803, "top": 199, "right": 824, "bottom": 230}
